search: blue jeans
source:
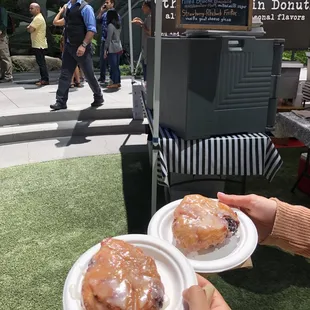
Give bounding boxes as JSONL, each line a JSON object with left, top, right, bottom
{"left": 100, "top": 40, "right": 107, "bottom": 81}
{"left": 108, "top": 53, "right": 121, "bottom": 84}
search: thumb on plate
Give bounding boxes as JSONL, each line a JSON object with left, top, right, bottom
{"left": 183, "top": 285, "right": 214, "bottom": 310}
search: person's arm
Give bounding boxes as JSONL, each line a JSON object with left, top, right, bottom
{"left": 80, "top": 5, "right": 97, "bottom": 45}
{"left": 104, "top": 24, "right": 113, "bottom": 53}
{"left": 96, "top": 5, "right": 106, "bottom": 22}
{"left": 261, "top": 198, "right": 310, "bottom": 258}
{"left": 53, "top": 6, "right": 66, "bottom": 26}
{"left": 76, "top": 5, "right": 97, "bottom": 57}
{"left": 27, "top": 26, "right": 35, "bottom": 33}
{"left": 27, "top": 17, "right": 39, "bottom": 33}
{"left": 0, "top": 7, "right": 8, "bottom": 33}
{"left": 132, "top": 16, "right": 151, "bottom": 36}
{"left": 132, "top": 17, "right": 143, "bottom": 24}
{"left": 53, "top": 17, "right": 65, "bottom": 27}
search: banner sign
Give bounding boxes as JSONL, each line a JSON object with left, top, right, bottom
{"left": 155, "top": 0, "right": 310, "bottom": 49}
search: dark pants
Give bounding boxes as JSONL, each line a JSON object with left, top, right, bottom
{"left": 56, "top": 44, "right": 102, "bottom": 105}
{"left": 100, "top": 40, "right": 107, "bottom": 81}
{"left": 108, "top": 53, "right": 121, "bottom": 84}
{"left": 33, "top": 48, "right": 49, "bottom": 82}
{"left": 142, "top": 61, "right": 147, "bottom": 82}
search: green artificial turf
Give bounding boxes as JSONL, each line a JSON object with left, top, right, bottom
{"left": 0, "top": 150, "right": 310, "bottom": 310}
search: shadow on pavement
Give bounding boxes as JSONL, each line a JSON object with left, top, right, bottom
{"left": 16, "top": 79, "right": 59, "bottom": 90}
{"left": 55, "top": 135, "right": 92, "bottom": 147}
{"left": 0, "top": 70, "right": 61, "bottom": 90}
{"left": 0, "top": 82, "right": 22, "bottom": 89}
{"left": 54, "top": 106, "right": 106, "bottom": 147}
{"left": 0, "top": 79, "right": 59, "bottom": 90}
{"left": 119, "top": 138, "right": 166, "bottom": 234}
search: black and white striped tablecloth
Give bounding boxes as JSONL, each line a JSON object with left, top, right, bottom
{"left": 302, "top": 81, "right": 310, "bottom": 102}
{"left": 144, "top": 103, "right": 282, "bottom": 187}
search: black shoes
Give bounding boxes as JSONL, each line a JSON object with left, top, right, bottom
{"left": 91, "top": 97, "right": 104, "bottom": 107}
{"left": 50, "top": 102, "right": 67, "bottom": 110}
{"left": 50, "top": 97, "right": 103, "bottom": 110}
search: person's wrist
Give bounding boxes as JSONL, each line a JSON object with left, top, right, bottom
{"left": 81, "top": 41, "right": 87, "bottom": 48}
{"left": 268, "top": 198, "right": 278, "bottom": 227}
{"left": 257, "top": 198, "right": 278, "bottom": 243}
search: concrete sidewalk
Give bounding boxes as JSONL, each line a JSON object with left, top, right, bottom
{"left": 0, "top": 72, "right": 148, "bottom": 169}
{"left": 0, "top": 134, "right": 148, "bottom": 168}
{"left": 0, "top": 72, "right": 134, "bottom": 110}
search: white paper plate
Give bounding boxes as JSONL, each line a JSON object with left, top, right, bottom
{"left": 63, "top": 234, "right": 197, "bottom": 310}
{"left": 147, "top": 199, "right": 258, "bottom": 273}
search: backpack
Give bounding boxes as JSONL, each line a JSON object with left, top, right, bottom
{"left": 7, "top": 14, "right": 15, "bottom": 35}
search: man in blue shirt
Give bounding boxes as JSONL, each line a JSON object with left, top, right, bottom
{"left": 50, "top": 0, "right": 103, "bottom": 110}
{"left": 97, "top": 0, "right": 119, "bottom": 86}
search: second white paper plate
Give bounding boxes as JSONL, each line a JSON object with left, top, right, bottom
{"left": 147, "top": 199, "right": 258, "bottom": 273}
{"left": 63, "top": 234, "right": 197, "bottom": 310}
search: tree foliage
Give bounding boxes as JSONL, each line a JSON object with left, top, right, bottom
{"left": 0, "top": 0, "right": 28, "bottom": 13}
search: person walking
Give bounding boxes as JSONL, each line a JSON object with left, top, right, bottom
{"left": 50, "top": 0, "right": 103, "bottom": 111}
{"left": 97, "top": 0, "right": 120, "bottom": 86}
{"left": 132, "top": 1, "right": 151, "bottom": 83}
{"left": 104, "top": 10, "right": 122, "bottom": 89}
{"left": 53, "top": 5, "right": 82, "bottom": 88}
{"left": 28, "top": 3, "right": 49, "bottom": 86}
{"left": 0, "top": 6, "right": 13, "bottom": 83}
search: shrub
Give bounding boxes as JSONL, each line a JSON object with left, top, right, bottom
{"left": 282, "top": 50, "right": 307, "bottom": 65}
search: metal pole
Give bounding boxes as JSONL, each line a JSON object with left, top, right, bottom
{"left": 151, "top": 148, "right": 159, "bottom": 215}
{"left": 127, "top": 0, "right": 135, "bottom": 84}
{"left": 291, "top": 50, "right": 296, "bottom": 61}
{"left": 151, "top": 0, "right": 163, "bottom": 215}
{"left": 134, "top": 51, "right": 143, "bottom": 77}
